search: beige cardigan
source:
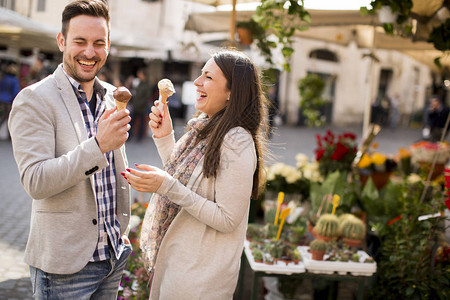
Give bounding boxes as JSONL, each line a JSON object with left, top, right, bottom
{"left": 149, "top": 126, "right": 256, "bottom": 300}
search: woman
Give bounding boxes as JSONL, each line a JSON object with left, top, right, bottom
{"left": 123, "top": 49, "right": 268, "bottom": 299}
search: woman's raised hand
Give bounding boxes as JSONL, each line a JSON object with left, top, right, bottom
{"left": 148, "top": 100, "right": 173, "bottom": 138}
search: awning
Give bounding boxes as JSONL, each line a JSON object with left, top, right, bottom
{"left": 0, "top": 7, "right": 59, "bottom": 52}
{"left": 0, "top": 7, "right": 151, "bottom": 54}
{"left": 185, "top": 9, "right": 449, "bottom": 71}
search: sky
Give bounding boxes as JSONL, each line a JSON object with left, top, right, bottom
{"left": 219, "top": 0, "right": 373, "bottom": 11}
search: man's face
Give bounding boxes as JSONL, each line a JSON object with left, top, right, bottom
{"left": 57, "top": 15, "right": 110, "bottom": 84}
{"left": 430, "top": 99, "right": 441, "bottom": 111}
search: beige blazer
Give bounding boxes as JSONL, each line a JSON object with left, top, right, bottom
{"left": 8, "top": 64, "right": 130, "bottom": 275}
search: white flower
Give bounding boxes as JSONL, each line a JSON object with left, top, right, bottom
{"left": 302, "top": 162, "right": 321, "bottom": 182}
{"left": 285, "top": 166, "right": 302, "bottom": 183}
{"left": 286, "top": 200, "right": 304, "bottom": 224}
{"left": 406, "top": 173, "right": 422, "bottom": 184}
{"left": 295, "top": 153, "right": 309, "bottom": 169}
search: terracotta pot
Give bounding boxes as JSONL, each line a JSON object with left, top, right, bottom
{"left": 236, "top": 27, "right": 253, "bottom": 45}
{"left": 342, "top": 238, "right": 362, "bottom": 248}
{"left": 311, "top": 249, "right": 325, "bottom": 260}
{"left": 360, "top": 171, "right": 391, "bottom": 190}
{"left": 418, "top": 162, "right": 446, "bottom": 180}
{"left": 316, "top": 234, "right": 334, "bottom": 242}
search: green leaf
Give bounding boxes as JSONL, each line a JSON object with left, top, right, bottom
{"left": 281, "top": 47, "right": 294, "bottom": 58}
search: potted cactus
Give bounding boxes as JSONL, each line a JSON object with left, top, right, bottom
{"left": 287, "top": 225, "right": 306, "bottom": 245}
{"left": 246, "top": 223, "right": 262, "bottom": 242}
{"left": 338, "top": 215, "right": 366, "bottom": 247}
{"left": 289, "top": 247, "right": 302, "bottom": 264}
{"left": 266, "top": 240, "right": 284, "bottom": 263}
{"left": 313, "top": 214, "right": 339, "bottom": 241}
{"left": 264, "top": 253, "right": 275, "bottom": 265}
{"left": 252, "top": 248, "right": 263, "bottom": 263}
{"left": 310, "top": 239, "right": 328, "bottom": 260}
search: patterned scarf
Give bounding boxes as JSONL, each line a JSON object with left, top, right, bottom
{"left": 140, "top": 115, "right": 209, "bottom": 273}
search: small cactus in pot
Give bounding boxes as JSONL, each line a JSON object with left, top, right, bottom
{"left": 339, "top": 215, "right": 366, "bottom": 247}
{"left": 310, "top": 239, "right": 328, "bottom": 260}
{"left": 313, "top": 213, "right": 339, "bottom": 241}
{"left": 252, "top": 248, "right": 263, "bottom": 263}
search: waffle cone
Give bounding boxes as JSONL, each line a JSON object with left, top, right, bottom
{"left": 115, "top": 100, "right": 128, "bottom": 110}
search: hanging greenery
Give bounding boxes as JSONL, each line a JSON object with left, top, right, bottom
{"left": 250, "top": 0, "right": 311, "bottom": 72}
{"left": 298, "top": 73, "right": 328, "bottom": 127}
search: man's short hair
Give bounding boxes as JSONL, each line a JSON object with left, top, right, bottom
{"left": 61, "top": 0, "right": 110, "bottom": 39}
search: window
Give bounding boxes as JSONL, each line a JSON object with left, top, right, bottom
{"left": 37, "top": 0, "right": 45, "bottom": 12}
{"left": 309, "top": 49, "right": 339, "bottom": 63}
{"left": 0, "top": 0, "right": 15, "bottom": 10}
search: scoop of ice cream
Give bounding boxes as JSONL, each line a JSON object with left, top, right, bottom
{"left": 157, "top": 79, "right": 175, "bottom": 103}
{"left": 113, "top": 86, "right": 132, "bottom": 103}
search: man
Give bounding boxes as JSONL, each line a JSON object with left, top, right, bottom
{"left": 8, "top": 1, "right": 132, "bottom": 298}
{"left": 423, "top": 96, "right": 449, "bottom": 142}
{"left": 130, "top": 68, "right": 154, "bottom": 141}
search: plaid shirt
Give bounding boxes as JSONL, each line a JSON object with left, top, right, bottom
{"left": 64, "top": 71, "right": 121, "bottom": 261}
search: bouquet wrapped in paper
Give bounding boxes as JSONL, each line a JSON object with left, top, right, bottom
{"left": 410, "top": 141, "right": 450, "bottom": 164}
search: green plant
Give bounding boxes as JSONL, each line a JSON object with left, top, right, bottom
{"left": 118, "top": 202, "right": 150, "bottom": 300}
{"left": 310, "top": 239, "right": 327, "bottom": 251}
{"left": 253, "top": 0, "right": 311, "bottom": 71}
{"left": 252, "top": 248, "right": 263, "bottom": 262}
{"left": 263, "top": 252, "right": 274, "bottom": 264}
{"left": 339, "top": 215, "right": 366, "bottom": 240}
{"left": 428, "top": 19, "right": 450, "bottom": 68}
{"left": 360, "top": 0, "right": 413, "bottom": 35}
{"left": 310, "top": 171, "right": 360, "bottom": 215}
{"left": 264, "top": 223, "right": 280, "bottom": 240}
{"left": 298, "top": 74, "right": 328, "bottom": 127}
{"left": 361, "top": 176, "right": 449, "bottom": 299}
{"left": 351, "top": 253, "right": 360, "bottom": 262}
{"left": 246, "top": 223, "right": 263, "bottom": 241}
{"left": 314, "top": 213, "right": 339, "bottom": 239}
{"left": 287, "top": 225, "right": 306, "bottom": 244}
{"left": 266, "top": 239, "right": 284, "bottom": 259}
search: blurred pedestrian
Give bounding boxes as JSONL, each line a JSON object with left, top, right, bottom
{"left": 123, "top": 49, "right": 269, "bottom": 299}
{"left": 423, "top": 95, "right": 449, "bottom": 142}
{"left": 389, "top": 93, "right": 400, "bottom": 129}
{"left": 0, "top": 63, "right": 20, "bottom": 138}
{"left": 8, "top": 1, "right": 132, "bottom": 299}
{"left": 130, "top": 68, "right": 153, "bottom": 141}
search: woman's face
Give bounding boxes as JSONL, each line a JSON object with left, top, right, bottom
{"left": 193, "top": 58, "right": 230, "bottom": 117}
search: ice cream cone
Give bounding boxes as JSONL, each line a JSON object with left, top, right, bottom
{"left": 156, "top": 79, "right": 175, "bottom": 113}
{"left": 113, "top": 86, "right": 132, "bottom": 110}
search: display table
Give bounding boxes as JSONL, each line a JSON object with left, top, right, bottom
{"left": 237, "top": 241, "right": 376, "bottom": 300}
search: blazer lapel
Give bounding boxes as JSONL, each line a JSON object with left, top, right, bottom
{"left": 54, "top": 64, "right": 88, "bottom": 144}
{"left": 54, "top": 65, "right": 96, "bottom": 194}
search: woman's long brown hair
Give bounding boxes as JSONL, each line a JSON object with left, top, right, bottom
{"left": 196, "top": 49, "right": 269, "bottom": 200}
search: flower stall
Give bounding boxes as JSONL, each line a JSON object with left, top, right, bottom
{"left": 243, "top": 128, "right": 449, "bottom": 300}
{"left": 119, "top": 129, "right": 449, "bottom": 300}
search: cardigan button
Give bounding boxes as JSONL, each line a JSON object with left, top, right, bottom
{"left": 92, "top": 219, "right": 97, "bottom": 225}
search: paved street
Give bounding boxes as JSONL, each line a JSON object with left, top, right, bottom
{"left": 0, "top": 119, "right": 425, "bottom": 299}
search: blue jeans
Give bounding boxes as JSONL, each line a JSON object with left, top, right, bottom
{"left": 30, "top": 244, "right": 131, "bottom": 299}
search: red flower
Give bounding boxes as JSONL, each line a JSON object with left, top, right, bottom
{"left": 343, "top": 132, "right": 356, "bottom": 140}
{"left": 388, "top": 215, "right": 402, "bottom": 225}
{"left": 315, "top": 148, "right": 325, "bottom": 161}
{"left": 331, "top": 142, "right": 349, "bottom": 160}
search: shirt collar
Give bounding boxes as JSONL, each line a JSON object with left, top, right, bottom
{"left": 62, "top": 68, "right": 107, "bottom": 99}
